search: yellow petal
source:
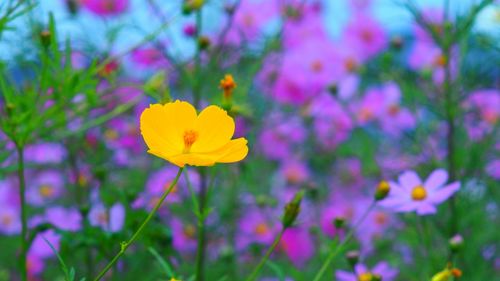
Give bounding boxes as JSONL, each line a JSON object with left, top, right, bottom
{"left": 192, "top": 105, "right": 235, "bottom": 153}
{"left": 212, "top": 138, "right": 249, "bottom": 163}
{"left": 167, "top": 153, "right": 216, "bottom": 167}
{"left": 140, "top": 101, "right": 197, "bottom": 156}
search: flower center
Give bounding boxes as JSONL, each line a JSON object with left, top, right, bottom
{"left": 374, "top": 212, "right": 388, "bottom": 225}
{"left": 254, "top": 223, "right": 269, "bottom": 236}
{"left": 0, "top": 215, "right": 12, "bottom": 226}
{"left": 345, "top": 57, "right": 357, "bottom": 72}
{"left": 361, "top": 30, "right": 373, "bottom": 43}
{"left": 411, "top": 185, "right": 427, "bottom": 201}
{"left": 388, "top": 104, "right": 400, "bottom": 116}
{"left": 358, "top": 272, "right": 373, "bottom": 281}
{"left": 183, "top": 224, "right": 196, "bottom": 238}
{"left": 104, "top": 129, "right": 119, "bottom": 140}
{"left": 39, "top": 184, "right": 55, "bottom": 198}
{"left": 97, "top": 212, "right": 109, "bottom": 224}
{"left": 311, "top": 60, "right": 323, "bottom": 72}
{"left": 183, "top": 130, "right": 198, "bottom": 152}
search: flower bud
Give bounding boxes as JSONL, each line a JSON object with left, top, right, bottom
{"left": 220, "top": 74, "right": 237, "bottom": 106}
{"left": 375, "top": 180, "right": 390, "bottom": 201}
{"left": 372, "top": 274, "right": 382, "bottom": 281}
{"left": 449, "top": 234, "right": 464, "bottom": 253}
{"left": 334, "top": 216, "right": 346, "bottom": 229}
{"left": 40, "top": 30, "right": 51, "bottom": 48}
{"left": 197, "top": 36, "right": 211, "bottom": 50}
{"left": 390, "top": 36, "right": 403, "bottom": 50}
{"left": 328, "top": 84, "right": 338, "bottom": 96}
{"left": 345, "top": 250, "right": 359, "bottom": 267}
{"left": 282, "top": 191, "right": 304, "bottom": 229}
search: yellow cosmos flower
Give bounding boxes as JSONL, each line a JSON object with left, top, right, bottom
{"left": 140, "top": 100, "right": 248, "bottom": 167}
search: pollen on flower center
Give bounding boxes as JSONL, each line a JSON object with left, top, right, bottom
{"left": 411, "top": 185, "right": 427, "bottom": 201}
{"left": 183, "top": 130, "right": 198, "bottom": 152}
{"left": 358, "top": 272, "right": 373, "bottom": 281}
{"left": 183, "top": 224, "right": 196, "bottom": 238}
{"left": 1, "top": 215, "right": 12, "bottom": 226}
{"left": 254, "top": 223, "right": 269, "bottom": 235}
{"left": 311, "top": 60, "right": 323, "bottom": 72}
{"left": 39, "top": 184, "right": 55, "bottom": 198}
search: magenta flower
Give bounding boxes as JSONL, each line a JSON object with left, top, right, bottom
{"left": 130, "top": 47, "right": 170, "bottom": 69}
{"left": 24, "top": 143, "right": 66, "bottom": 164}
{"left": 80, "top": 0, "right": 128, "bottom": 16}
{"left": 336, "top": 261, "right": 398, "bottom": 281}
{"left": 380, "top": 169, "right": 460, "bottom": 215}
{"left": 377, "top": 82, "right": 416, "bottom": 136}
{"left": 258, "top": 114, "right": 306, "bottom": 160}
{"left": 279, "top": 227, "right": 315, "bottom": 267}
{"left": 278, "top": 159, "right": 310, "bottom": 186}
{"left": 282, "top": 2, "right": 328, "bottom": 49}
{"left": 89, "top": 203, "right": 125, "bottom": 233}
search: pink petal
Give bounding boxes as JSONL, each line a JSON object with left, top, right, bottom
{"left": 416, "top": 203, "right": 437, "bottom": 215}
{"left": 429, "top": 182, "right": 460, "bottom": 204}
{"left": 398, "top": 171, "right": 422, "bottom": 191}
{"left": 424, "top": 169, "right": 448, "bottom": 191}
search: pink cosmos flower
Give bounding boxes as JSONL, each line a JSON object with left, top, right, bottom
{"left": 342, "top": 13, "right": 387, "bottom": 60}
{"left": 309, "top": 93, "right": 353, "bottom": 149}
{"left": 336, "top": 261, "right": 398, "bottom": 281}
{"left": 377, "top": 82, "right": 416, "bottom": 136}
{"left": 45, "top": 207, "right": 82, "bottom": 231}
{"left": 278, "top": 159, "right": 310, "bottom": 186}
{"left": 80, "top": 0, "right": 128, "bottom": 16}
{"left": 282, "top": 2, "right": 327, "bottom": 49}
{"left": 380, "top": 169, "right": 460, "bottom": 215}
{"left": 24, "top": 143, "right": 66, "bottom": 164}
{"left": 258, "top": 114, "right": 306, "bottom": 160}
{"left": 279, "top": 227, "right": 315, "bottom": 267}
{"left": 224, "top": 0, "right": 278, "bottom": 45}
{"left": 130, "top": 47, "right": 170, "bottom": 69}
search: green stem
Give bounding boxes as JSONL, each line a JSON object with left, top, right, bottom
{"left": 93, "top": 167, "right": 184, "bottom": 281}
{"left": 195, "top": 168, "right": 208, "bottom": 281}
{"left": 245, "top": 228, "right": 285, "bottom": 281}
{"left": 312, "top": 202, "right": 375, "bottom": 281}
{"left": 16, "top": 146, "right": 28, "bottom": 281}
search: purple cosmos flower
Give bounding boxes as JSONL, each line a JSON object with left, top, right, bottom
{"left": 282, "top": 2, "right": 327, "bottom": 49}
{"left": 279, "top": 227, "right": 315, "bottom": 267}
{"left": 309, "top": 93, "right": 353, "bottom": 149}
{"left": 171, "top": 218, "right": 197, "bottom": 253}
{"left": 45, "top": 207, "right": 82, "bottom": 231}
{"left": 236, "top": 207, "right": 278, "bottom": 251}
{"left": 26, "top": 170, "right": 65, "bottom": 206}
{"left": 29, "top": 229, "right": 61, "bottom": 259}
{"left": 27, "top": 254, "right": 45, "bottom": 276}
{"left": 130, "top": 47, "right": 170, "bottom": 69}
{"left": 336, "top": 261, "right": 398, "bottom": 281}
{"left": 24, "top": 143, "right": 66, "bottom": 164}
{"left": 80, "top": 0, "right": 128, "bottom": 16}
{"left": 278, "top": 158, "right": 310, "bottom": 186}
{"left": 133, "top": 167, "right": 200, "bottom": 211}
{"left": 380, "top": 169, "right": 460, "bottom": 215}
{"left": 0, "top": 205, "right": 21, "bottom": 235}
{"left": 89, "top": 203, "right": 125, "bottom": 233}
{"left": 486, "top": 160, "right": 500, "bottom": 180}
{"left": 258, "top": 114, "right": 306, "bottom": 160}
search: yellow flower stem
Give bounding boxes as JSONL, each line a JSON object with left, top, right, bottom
{"left": 93, "top": 167, "right": 184, "bottom": 281}
{"left": 245, "top": 228, "right": 285, "bottom": 281}
{"left": 312, "top": 201, "right": 376, "bottom": 281}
